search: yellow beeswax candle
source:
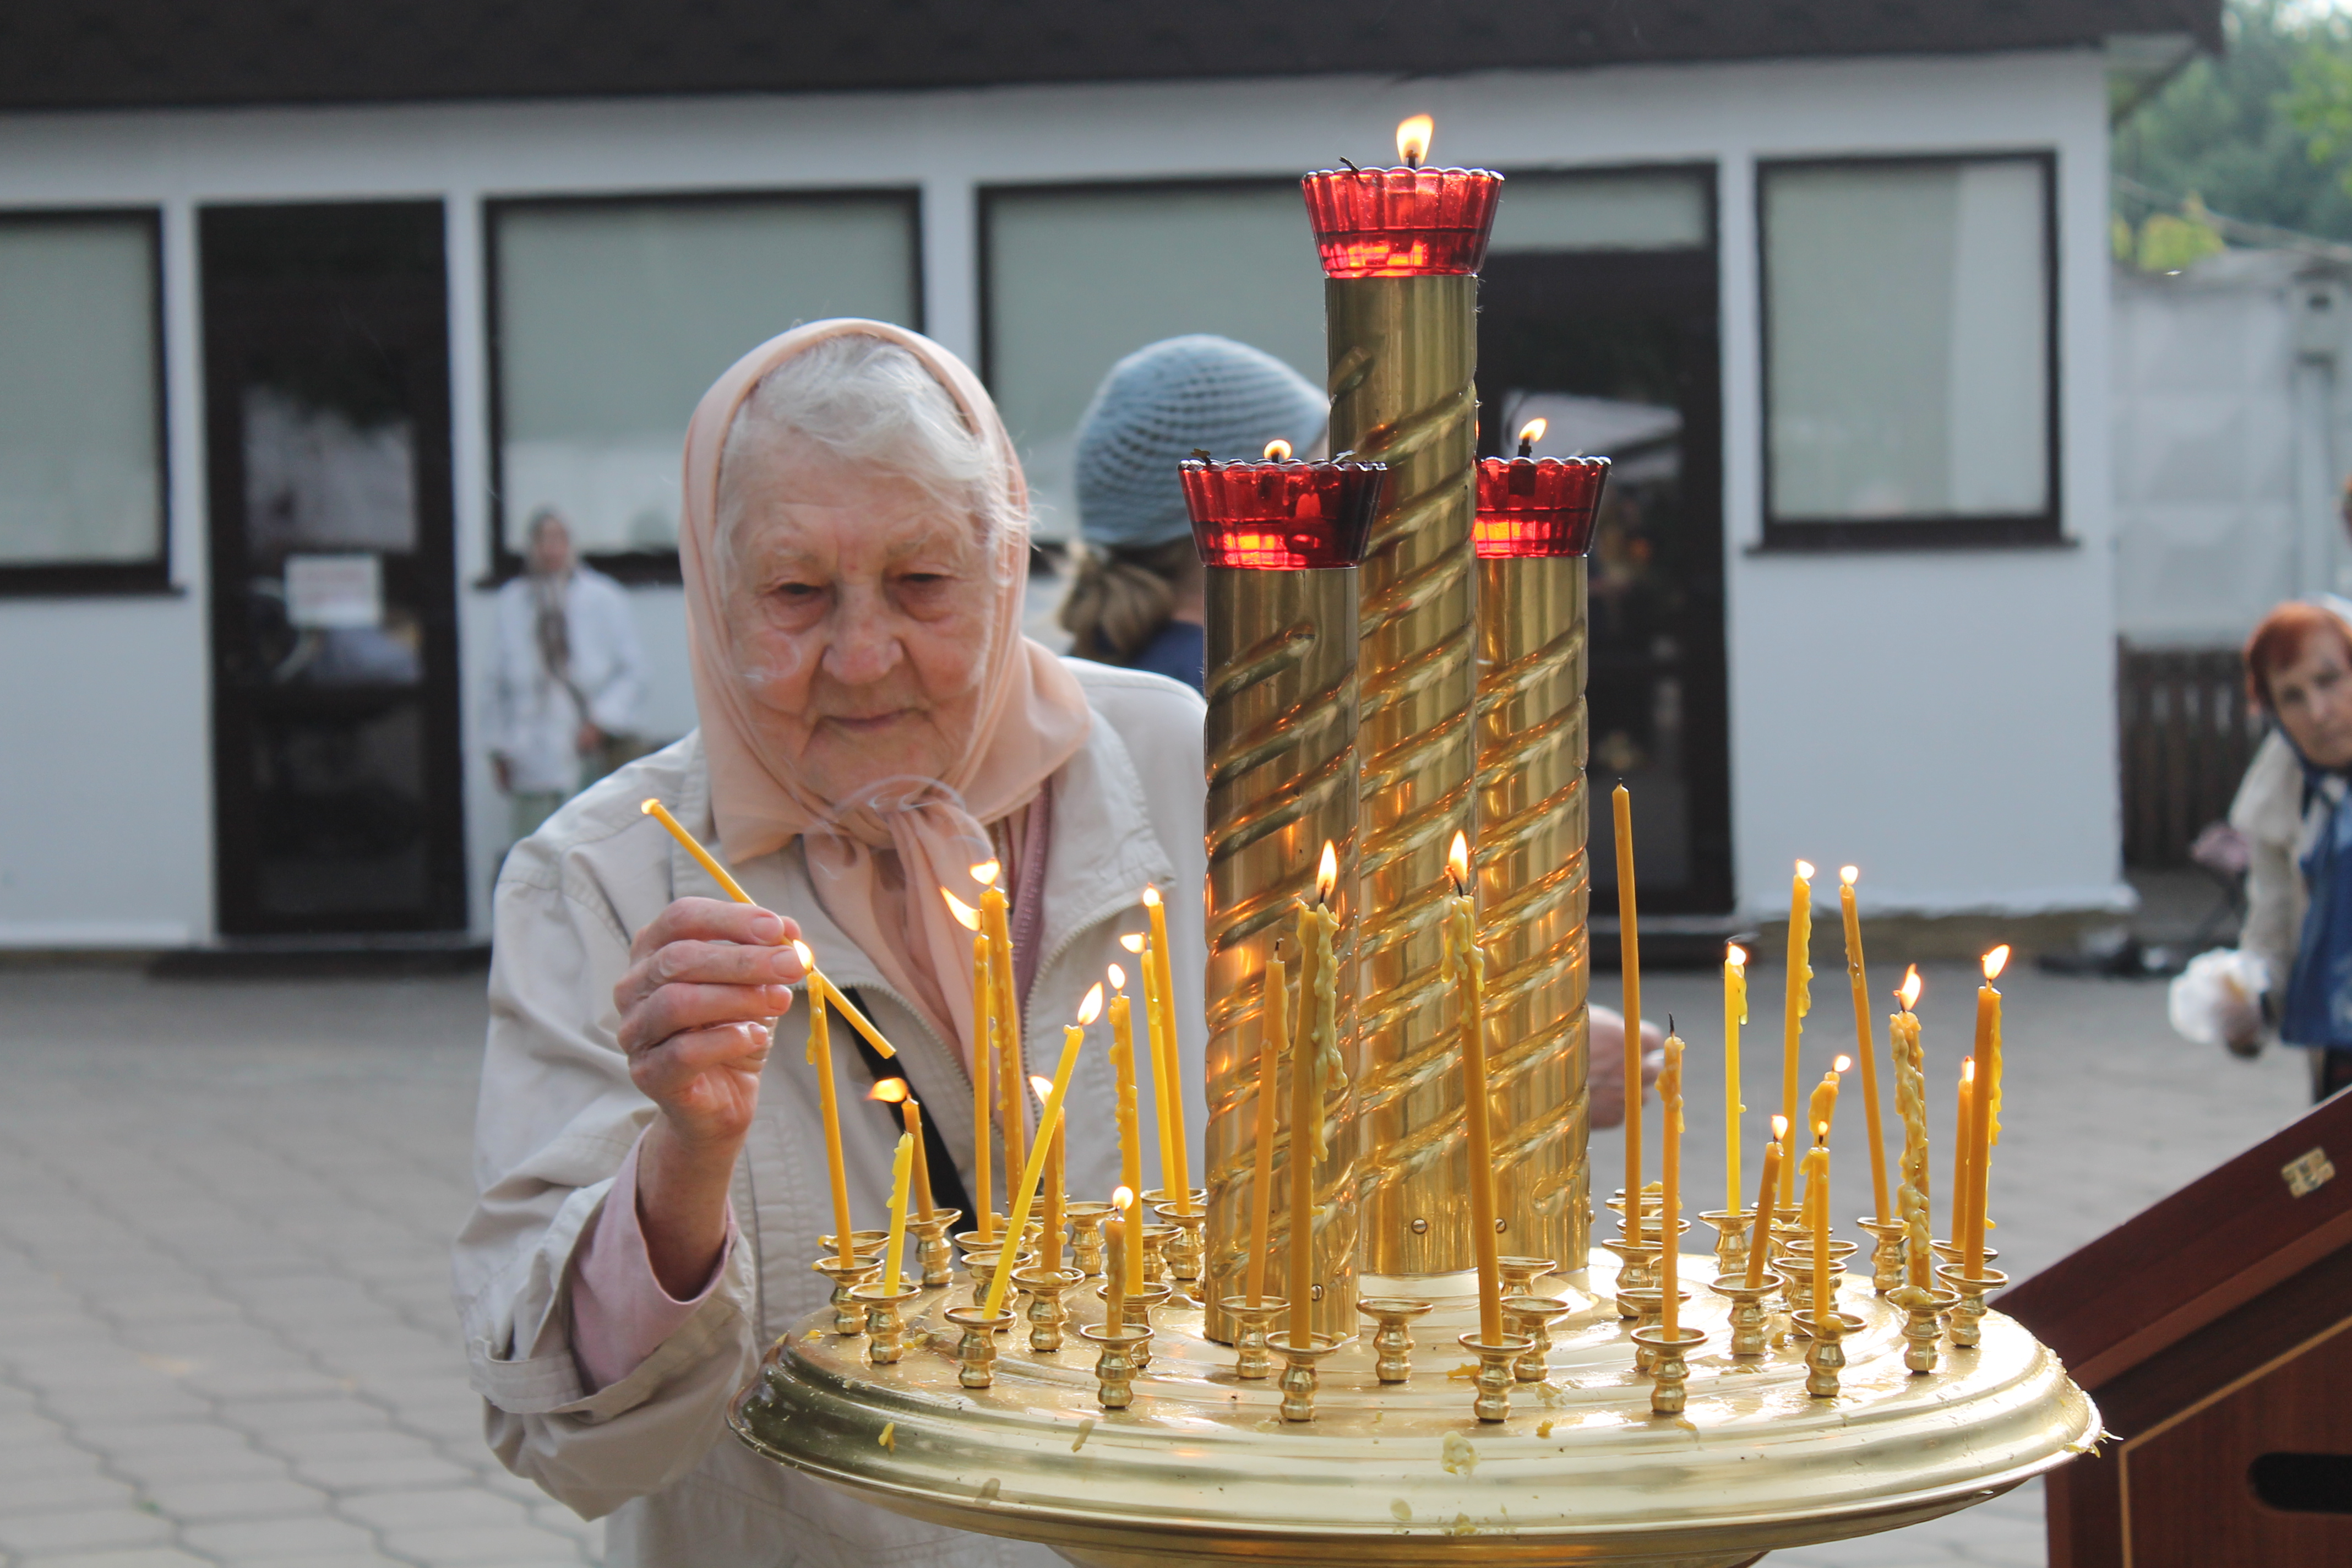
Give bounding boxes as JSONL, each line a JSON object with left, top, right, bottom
{"left": 1248, "top": 944, "right": 1286, "bottom": 1308}
{"left": 977, "top": 872, "right": 1025, "bottom": 1180}
{"left": 1659, "top": 1028, "right": 1685, "bottom": 1338}
{"left": 1804, "top": 1132, "right": 1831, "bottom": 1322}
{"left": 799, "top": 961, "right": 854, "bottom": 1267}
{"left": 881, "top": 1132, "right": 913, "bottom": 1294}
{"left": 982, "top": 989, "right": 1095, "bottom": 1320}
{"left": 1443, "top": 833, "right": 1502, "bottom": 1343}
{"left": 1953, "top": 1057, "right": 1977, "bottom": 1256}
{"left": 1965, "top": 947, "right": 2008, "bottom": 1278}
{"left": 1145, "top": 887, "right": 1190, "bottom": 1212}
{"left": 1838, "top": 868, "right": 1892, "bottom": 1226}
{"left": 1290, "top": 847, "right": 1341, "bottom": 1344}
{"left": 1811, "top": 1056, "right": 1847, "bottom": 1142}
{"left": 1106, "top": 1189, "right": 1131, "bottom": 1325}
{"left": 1108, "top": 952, "right": 1145, "bottom": 1265}
{"left": 1778, "top": 861, "right": 1815, "bottom": 1207}
{"left": 1745, "top": 1116, "right": 1787, "bottom": 1289}
{"left": 1891, "top": 968, "right": 1930, "bottom": 1291}
{"left": 1031, "top": 1072, "right": 1066, "bottom": 1276}
{"left": 1724, "top": 943, "right": 1748, "bottom": 1215}
{"left": 1136, "top": 932, "right": 1178, "bottom": 1198}
{"left": 1613, "top": 786, "right": 1643, "bottom": 1235}
{"left": 902, "top": 1098, "right": 935, "bottom": 1224}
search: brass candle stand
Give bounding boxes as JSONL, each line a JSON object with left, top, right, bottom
{"left": 1064, "top": 1201, "right": 1113, "bottom": 1276}
{"left": 1855, "top": 1217, "right": 1907, "bottom": 1294}
{"left": 1458, "top": 1330, "right": 1534, "bottom": 1421}
{"left": 1700, "top": 1208, "right": 1754, "bottom": 1278}
{"left": 1936, "top": 1263, "right": 2008, "bottom": 1350}
{"left": 1631, "top": 1324, "right": 1707, "bottom": 1416}
{"left": 1496, "top": 1254, "right": 1554, "bottom": 1298}
{"left": 1354, "top": 1297, "right": 1433, "bottom": 1382}
{"left": 1706, "top": 1274, "right": 1777, "bottom": 1358}
{"left": 1099, "top": 1281, "right": 1175, "bottom": 1372}
{"left": 940, "top": 1304, "right": 1013, "bottom": 1389}
{"left": 1266, "top": 1330, "right": 1349, "bottom": 1423}
{"left": 1502, "top": 1294, "right": 1575, "bottom": 1381}
{"left": 1896, "top": 1283, "right": 1961, "bottom": 1373}
{"left": 1144, "top": 1189, "right": 1208, "bottom": 1292}
{"left": 1012, "top": 1266, "right": 1084, "bottom": 1353}
{"left": 910, "top": 1209, "right": 961, "bottom": 1288}
{"left": 1793, "top": 1309, "right": 1866, "bottom": 1398}
{"left": 1079, "top": 1320, "right": 1153, "bottom": 1409}
{"left": 1219, "top": 1298, "right": 1283, "bottom": 1379}
{"left": 812, "top": 1255, "right": 880, "bottom": 1335}
{"left": 848, "top": 1279, "right": 922, "bottom": 1364}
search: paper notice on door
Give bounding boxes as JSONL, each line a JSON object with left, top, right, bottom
{"left": 284, "top": 553, "right": 383, "bottom": 629}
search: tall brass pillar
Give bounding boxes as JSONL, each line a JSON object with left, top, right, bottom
{"left": 1475, "top": 554, "right": 1591, "bottom": 1271}
{"left": 1186, "top": 461, "right": 1375, "bottom": 1345}
{"left": 1325, "top": 274, "right": 1481, "bottom": 1281}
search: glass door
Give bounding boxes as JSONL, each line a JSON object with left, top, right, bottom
{"left": 200, "top": 202, "right": 465, "bottom": 935}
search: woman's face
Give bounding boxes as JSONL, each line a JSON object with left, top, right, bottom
{"left": 721, "top": 433, "right": 999, "bottom": 805}
{"left": 2271, "top": 630, "right": 2352, "bottom": 770}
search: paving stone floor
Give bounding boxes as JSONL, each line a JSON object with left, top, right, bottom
{"left": 0, "top": 956, "right": 2317, "bottom": 1567}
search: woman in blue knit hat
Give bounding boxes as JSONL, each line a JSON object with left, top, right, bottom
{"left": 1058, "top": 335, "right": 1327, "bottom": 690}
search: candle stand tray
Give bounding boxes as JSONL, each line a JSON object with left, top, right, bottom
{"left": 734, "top": 1248, "right": 2094, "bottom": 1567}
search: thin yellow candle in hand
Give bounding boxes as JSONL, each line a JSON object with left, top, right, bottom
{"left": 1444, "top": 834, "right": 1502, "bottom": 1344}
{"left": 1838, "top": 867, "right": 1891, "bottom": 1226}
{"left": 1248, "top": 943, "right": 1286, "bottom": 1309}
{"left": 641, "top": 799, "right": 900, "bottom": 1064}
{"left": 1965, "top": 946, "right": 2008, "bottom": 1278}
{"left": 1613, "top": 786, "right": 1643, "bottom": 1237}
{"left": 881, "top": 1132, "right": 914, "bottom": 1294}
{"left": 1779, "top": 861, "right": 1815, "bottom": 1207}
{"left": 1724, "top": 944, "right": 1748, "bottom": 1215}
{"left": 797, "top": 950, "right": 854, "bottom": 1267}
{"left": 1659, "top": 1027, "right": 1685, "bottom": 1338}
{"left": 982, "top": 986, "right": 1097, "bottom": 1320}
{"left": 1145, "top": 886, "right": 1190, "bottom": 1212}
{"left": 1745, "top": 1116, "right": 1787, "bottom": 1289}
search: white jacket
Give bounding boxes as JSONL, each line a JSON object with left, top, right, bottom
{"left": 452, "top": 660, "right": 1208, "bottom": 1566}
{"left": 486, "top": 567, "right": 647, "bottom": 794}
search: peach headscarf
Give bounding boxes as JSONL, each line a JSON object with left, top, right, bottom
{"left": 679, "top": 320, "right": 1091, "bottom": 1055}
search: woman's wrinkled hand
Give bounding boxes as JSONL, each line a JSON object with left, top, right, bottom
{"left": 1587, "top": 1005, "right": 1666, "bottom": 1130}
{"left": 616, "top": 897, "right": 804, "bottom": 1153}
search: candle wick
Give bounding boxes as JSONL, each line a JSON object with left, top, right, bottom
{"left": 1517, "top": 438, "right": 1534, "bottom": 458}
{"left": 1340, "top": 156, "right": 1361, "bottom": 173}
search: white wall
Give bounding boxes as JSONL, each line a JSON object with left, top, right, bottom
{"left": 0, "top": 46, "right": 2126, "bottom": 942}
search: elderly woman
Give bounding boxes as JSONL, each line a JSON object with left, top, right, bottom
{"left": 454, "top": 322, "right": 1205, "bottom": 1565}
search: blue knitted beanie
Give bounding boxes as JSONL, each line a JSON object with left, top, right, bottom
{"left": 1073, "top": 335, "right": 1329, "bottom": 551}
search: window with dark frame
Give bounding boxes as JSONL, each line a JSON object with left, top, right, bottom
{"left": 483, "top": 189, "right": 923, "bottom": 583}
{"left": 0, "top": 208, "right": 168, "bottom": 595}
{"left": 1758, "top": 152, "right": 2059, "bottom": 550}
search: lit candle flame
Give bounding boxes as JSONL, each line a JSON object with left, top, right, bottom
{"left": 1770, "top": 1114, "right": 1790, "bottom": 1142}
{"left": 790, "top": 939, "right": 814, "bottom": 967}
{"left": 1316, "top": 841, "right": 1339, "bottom": 905}
{"left": 1264, "top": 438, "right": 1293, "bottom": 461}
{"left": 941, "top": 888, "right": 981, "bottom": 930}
{"left": 1815, "top": 1120, "right": 1830, "bottom": 1144}
{"left": 970, "top": 859, "right": 1001, "bottom": 886}
{"left": 1839, "top": 864, "right": 1859, "bottom": 886}
{"left": 1077, "top": 982, "right": 1104, "bottom": 1026}
{"left": 1983, "top": 945, "right": 2011, "bottom": 982}
{"left": 1119, "top": 932, "right": 1146, "bottom": 954}
{"left": 1108, "top": 962, "right": 1126, "bottom": 990}
{"left": 1446, "top": 830, "right": 1471, "bottom": 893}
{"left": 1727, "top": 943, "right": 1747, "bottom": 968}
{"left": 1517, "top": 416, "right": 1547, "bottom": 448}
{"left": 1795, "top": 859, "right": 1816, "bottom": 880}
{"left": 1833, "top": 1054, "right": 1852, "bottom": 1074}
{"left": 1898, "top": 965, "right": 1922, "bottom": 1009}
{"left": 867, "top": 1078, "right": 910, "bottom": 1104}
{"left": 1962, "top": 1057, "right": 1977, "bottom": 1085}
{"left": 1142, "top": 886, "right": 1163, "bottom": 910}
{"left": 1113, "top": 1184, "right": 1134, "bottom": 1208}
{"left": 1396, "top": 113, "right": 1434, "bottom": 167}
{"left": 1028, "top": 1073, "right": 1054, "bottom": 1099}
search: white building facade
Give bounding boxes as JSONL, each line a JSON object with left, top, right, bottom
{"left": 0, "top": 5, "right": 2214, "bottom": 951}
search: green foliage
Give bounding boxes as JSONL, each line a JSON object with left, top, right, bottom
{"left": 2134, "top": 210, "right": 2232, "bottom": 270}
{"left": 2115, "top": 0, "right": 2352, "bottom": 244}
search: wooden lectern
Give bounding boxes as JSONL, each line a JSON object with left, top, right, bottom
{"left": 2002, "top": 1088, "right": 2352, "bottom": 1566}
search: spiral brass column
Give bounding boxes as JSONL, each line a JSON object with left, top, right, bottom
{"left": 1475, "top": 554, "right": 1591, "bottom": 1272}
{"left": 1326, "top": 275, "right": 1480, "bottom": 1281}
{"left": 1199, "top": 565, "right": 1360, "bottom": 1343}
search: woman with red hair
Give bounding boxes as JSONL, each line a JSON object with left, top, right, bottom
{"left": 2206, "top": 597, "right": 2352, "bottom": 1098}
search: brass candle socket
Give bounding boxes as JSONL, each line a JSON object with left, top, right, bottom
{"left": 1792, "top": 1309, "right": 1865, "bottom": 1398}
{"left": 1614, "top": 1287, "right": 1694, "bottom": 1373}
{"left": 1597, "top": 1237, "right": 1663, "bottom": 1315}
{"left": 1353, "top": 1296, "right": 1434, "bottom": 1383}
{"left": 1330, "top": 273, "right": 1479, "bottom": 1284}
{"left": 1935, "top": 1262, "right": 2009, "bottom": 1350}
{"left": 1699, "top": 1208, "right": 1756, "bottom": 1279}
{"left": 1706, "top": 1275, "right": 1778, "bottom": 1358}
{"left": 1894, "top": 1283, "right": 1962, "bottom": 1373}
{"left": 1097, "top": 1281, "right": 1175, "bottom": 1372}
{"left": 958, "top": 1248, "right": 1031, "bottom": 1313}
{"left": 1139, "top": 1224, "right": 1178, "bottom": 1287}
{"left": 1063, "top": 1201, "right": 1113, "bottom": 1277}
{"left": 908, "top": 1210, "right": 961, "bottom": 1288}
{"left": 1458, "top": 1331, "right": 1536, "bottom": 1422}
{"left": 1197, "top": 559, "right": 1360, "bottom": 1344}
{"left": 848, "top": 1279, "right": 922, "bottom": 1365}
{"left": 1630, "top": 1324, "right": 1708, "bottom": 1417}
{"left": 941, "top": 1305, "right": 1015, "bottom": 1389}
{"left": 1778, "top": 1239, "right": 1858, "bottom": 1333}
{"left": 1855, "top": 1217, "right": 1907, "bottom": 1295}
{"left": 1502, "top": 1294, "right": 1575, "bottom": 1381}
{"left": 1266, "top": 1330, "right": 1349, "bottom": 1423}
{"left": 1076, "top": 1320, "right": 1153, "bottom": 1409}
{"left": 1144, "top": 1190, "right": 1209, "bottom": 1291}
{"left": 1218, "top": 1298, "right": 1284, "bottom": 1380}
{"left": 1476, "top": 549, "right": 1592, "bottom": 1274}
{"left": 819, "top": 1229, "right": 889, "bottom": 1259}
{"left": 1496, "top": 1255, "right": 1556, "bottom": 1299}
{"left": 810, "top": 1256, "right": 881, "bottom": 1336}
{"left": 1012, "top": 1266, "right": 1085, "bottom": 1353}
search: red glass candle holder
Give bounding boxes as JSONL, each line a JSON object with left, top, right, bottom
{"left": 1300, "top": 167, "right": 1504, "bottom": 279}
{"left": 1473, "top": 456, "right": 1610, "bottom": 559}
{"left": 1179, "top": 459, "right": 1385, "bottom": 570}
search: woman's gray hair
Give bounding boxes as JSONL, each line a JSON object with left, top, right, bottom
{"left": 715, "top": 335, "right": 1018, "bottom": 579}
